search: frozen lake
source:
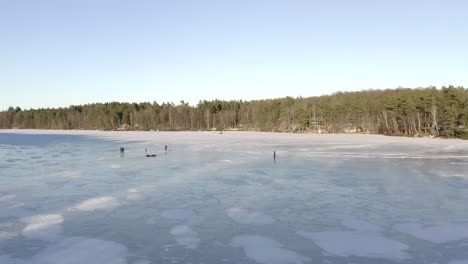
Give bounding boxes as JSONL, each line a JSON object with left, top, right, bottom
{"left": 1, "top": 130, "right": 468, "bottom": 264}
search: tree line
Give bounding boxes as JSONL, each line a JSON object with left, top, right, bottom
{"left": 1, "top": 86, "right": 467, "bottom": 139}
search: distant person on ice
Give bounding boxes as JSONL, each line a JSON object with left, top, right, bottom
{"left": 165, "top": 145, "right": 168, "bottom": 152}
{"left": 120, "top": 147, "right": 124, "bottom": 153}
{"left": 273, "top": 150, "right": 276, "bottom": 159}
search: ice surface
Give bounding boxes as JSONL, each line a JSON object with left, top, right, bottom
{"left": 72, "top": 197, "right": 120, "bottom": 211}
{"left": 297, "top": 230, "right": 409, "bottom": 260}
{"left": 231, "top": 235, "right": 310, "bottom": 264}
{"left": 394, "top": 223, "right": 468, "bottom": 243}
{"left": 1, "top": 130, "right": 468, "bottom": 263}
{"left": 226, "top": 207, "right": 274, "bottom": 225}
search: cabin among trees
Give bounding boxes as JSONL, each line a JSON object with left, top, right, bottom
{"left": 1, "top": 86, "right": 467, "bottom": 139}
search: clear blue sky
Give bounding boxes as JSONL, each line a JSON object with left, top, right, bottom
{"left": 1, "top": 0, "right": 467, "bottom": 110}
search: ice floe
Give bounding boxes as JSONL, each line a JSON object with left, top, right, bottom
{"left": 170, "top": 225, "right": 200, "bottom": 249}
{"left": 393, "top": 223, "right": 468, "bottom": 243}
{"left": 231, "top": 235, "right": 309, "bottom": 264}
{"left": 72, "top": 197, "right": 120, "bottom": 212}
{"left": 226, "top": 207, "right": 274, "bottom": 225}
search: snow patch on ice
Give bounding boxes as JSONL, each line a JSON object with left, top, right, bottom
{"left": 146, "top": 218, "right": 156, "bottom": 225}
{"left": 111, "top": 164, "right": 121, "bottom": 169}
{"left": 170, "top": 225, "right": 200, "bottom": 249}
{"left": 226, "top": 207, "right": 274, "bottom": 225}
{"left": 0, "top": 194, "right": 16, "bottom": 203}
{"left": 126, "top": 189, "right": 143, "bottom": 201}
{"left": 231, "top": 235, "right": 309, "bottom": 264}
{"left": 297, "top": 230, "right": 409, "bottom": 260}
{"left": 21, "top": 214, "right": 63, "bottom": 241}
{"left": 63, "top": 170, "right": 81, "bottom": 178}
{"left": 162, "top": 209, "right": 195, "bottom": 221}
{"left": 393, "top": 223, "right": 468, "bottom": 243}
{"left": 32, "top": 237, "right": 128, "bottom": 264}
{"left": 72, "top": 197, "right": 120, "bottom": 212}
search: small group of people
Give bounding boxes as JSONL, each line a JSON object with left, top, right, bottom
{"left": 118, "top": 145, "right": 168, "bottom": 158}
{"left": 145, "top": 145, "right": 168, "bottom": 157}
{"left": 121, "top": 146, "right": 278, "bottom": 161}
